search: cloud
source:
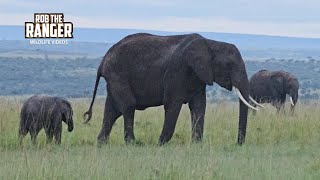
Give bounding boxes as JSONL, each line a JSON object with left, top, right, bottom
{"left": 0, "top": 0, "right": 319, "bottom": 38}
{"left": 70, "top": 15, "right": 320, "bottom": 38}
{"left": 1, "top": 13, "right": 320, "bottom": 38}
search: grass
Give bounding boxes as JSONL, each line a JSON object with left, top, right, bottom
{"left": 0, "top": 97, "right": 320, "bottom": 179}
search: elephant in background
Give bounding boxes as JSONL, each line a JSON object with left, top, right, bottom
{"left": 249, "top": 70, "right": 299, "bottom": 112}
{"left": 19, "top": 95, "right": 74, "bottom": 144}
{"left": 84, "top": 33, "right": 260, "bottom": 146}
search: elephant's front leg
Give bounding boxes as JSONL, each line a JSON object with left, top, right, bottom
{"left": 159, "top": 103, "right": 183, "bottom": 145}
{"left": 123, "top": 109, "right": 136, "bottom": 143}
{"left": 188, "top": 90, "right": 206, "bottom": 142}
{"left": 276, "top": 95, "right": 286, "bottom": 113}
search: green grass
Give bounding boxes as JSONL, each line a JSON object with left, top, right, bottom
{"left": 0, "top": 97, "right": 320, "bottom": 179}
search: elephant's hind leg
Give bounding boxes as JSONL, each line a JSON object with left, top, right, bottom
{"left": 45, "top": 127, "right": 54, "bottom": 144}
{"left": 30, "top": 131, "right": 39, "bottom": 145}
{"left": 46, "top": 132, "right": 53, "bottom": 144}
{"left": 106, "top": 81, "right": 137, "bottom": 144}
{"left": 29, "top": 124, "right": 40, "bottom": 145}
{"left": 123, "top": 108, "right": 136, "bottom": 143}
{"left": 97, "top": 96, "right": 122, "bottom": 144}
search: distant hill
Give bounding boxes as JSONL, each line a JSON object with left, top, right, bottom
{"left": 1, "top": 25, "right": 320, "bottom": 60}
{"left": 0, "top": 25, "right": 319, "bottom": 100}
{"left": 0, "top": 40, "right": 112, "bottom": 57}
{"left": 0, "top": 40, "right": 319, "bottom": 61}
{"left": 1, "top": 25, "right": 320, "bottom": 49}
{"left": 0, "top": 56, "right": 319, "bottom": 100}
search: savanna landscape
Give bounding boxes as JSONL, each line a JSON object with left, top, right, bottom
{"left": 0, "top": 97, "right": 320, "bottom": 179}
{"left": 0, "top": 26, "right": 320, "bottom": 179}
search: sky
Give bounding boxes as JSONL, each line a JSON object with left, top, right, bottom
{"left": 0, "top": 0, "right": 319, "bottom": 38}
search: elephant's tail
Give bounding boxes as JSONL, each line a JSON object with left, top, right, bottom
{"left": 84, "top": 65, "right": 102, "bottom": 124}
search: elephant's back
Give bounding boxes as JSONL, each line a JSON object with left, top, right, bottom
{"left": 105, "top": 33, "right": 202, "bottom": 62}
{"left": 117, "top": 33, "right": 203, "bottom": 46}
{"left": 250, "top": 70, "right": 277, "bottom": 85}
{"left": 100, "top": 33, "right": 203, "bottom": 77}
{"left": 250, "top": 70, "right": 270, "bottom": 81}
{"left": 249, "top": 70, "right": 273, "bottom": 95}
{"left": 22, "top": 96, "right": 57, "bottom": 115}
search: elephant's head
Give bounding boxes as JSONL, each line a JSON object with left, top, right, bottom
{"left": 58, "top": 99, "right": 74, "bottom": 132}
{"left": 286, "top": 77, "right": 299, "bottom": 107}
{"left": 271, "top": 71, "right": 299, "bottom": 107}
{"left": 183, "top": 37, "right": 259, "bottom": 144}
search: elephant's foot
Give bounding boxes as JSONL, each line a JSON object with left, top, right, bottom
{"left": 124, "top": 132, "right": 136, "bottom": 144}
{"left": 97, "top": 136, "right": 109, "bottom": 146}
{"left": 191, "top": 135, "right": 203, "bottom": 143}
{"left": 158, "top": 135, "right": 172, "bottom": 146}
{"left": 237, "top": 132, "right": 245, "bottom": 146}
{"left": 124, "top": 134, "right": 134, "bottom": 142}
{"left": 126, "top": 139, "right": 145, "bottom": 146}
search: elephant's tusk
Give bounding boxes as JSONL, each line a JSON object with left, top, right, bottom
{"left": 249, "top": 96, "right": 265, "bottom": 108}
{"left": 290, "top": 97, "right": 294, "bottom": 106}
{"left": 235, "top": 88, "right": 259, "bottom": 111}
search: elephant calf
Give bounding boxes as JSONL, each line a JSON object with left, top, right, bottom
{"left": 19, "top": 96, "right": 74, "bottom": 144}
{"left": 249, "top": 70, "right": 299, "bottom": 112}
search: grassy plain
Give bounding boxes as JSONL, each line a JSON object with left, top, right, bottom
{"left": 0, "top": 97, "right": 320, "bottom": 179}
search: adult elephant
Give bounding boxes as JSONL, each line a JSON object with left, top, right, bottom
{"left": 84, "top": 33, "right": 259, "bottom": 145}
{"left": 249, "top": 70, "right": 299, "bottom": 112}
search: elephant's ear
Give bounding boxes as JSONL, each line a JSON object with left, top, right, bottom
{"left": 271, "top": 74, "right": 284, "bottom": 94}
{"left": 183, "top": 38, "right": 214, "bottom": 85}
{"left": 58, "top": 100, "right": 72, "bottom": 120}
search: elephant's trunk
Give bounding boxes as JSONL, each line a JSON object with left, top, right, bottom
{"left": 233, "top": 76, "right": 252, "bottom": 145}
{"left": 67, "top": 119, "right": 74, "bottom": 132}
{"left": 237, "top": 86, "right": 249, "bottom": 145}
{"left": 232, "top": 66, "right": 250, "bottom": 145}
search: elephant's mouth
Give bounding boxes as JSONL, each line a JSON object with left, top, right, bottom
{"left": 226, "top": 85, "right": 232, "bottom": 91}
{"left": 219, "top": 83, "right": 232, "bottom": 91}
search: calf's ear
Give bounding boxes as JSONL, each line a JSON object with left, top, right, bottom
{"left": 183, "top": 38, "right": 214, "bottom": 85}
{"left": 58, "top": 100, "right": 72, "bottom": 120}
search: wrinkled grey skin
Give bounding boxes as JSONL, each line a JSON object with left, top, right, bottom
{"left": 19, "top": 96, "right": 74, "bottom": 144}
{"left": 250, "top": 70, "right": 299, "bottom": 112}
{"left": 84, "top": 33, "right": 250, "bottom": 145}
